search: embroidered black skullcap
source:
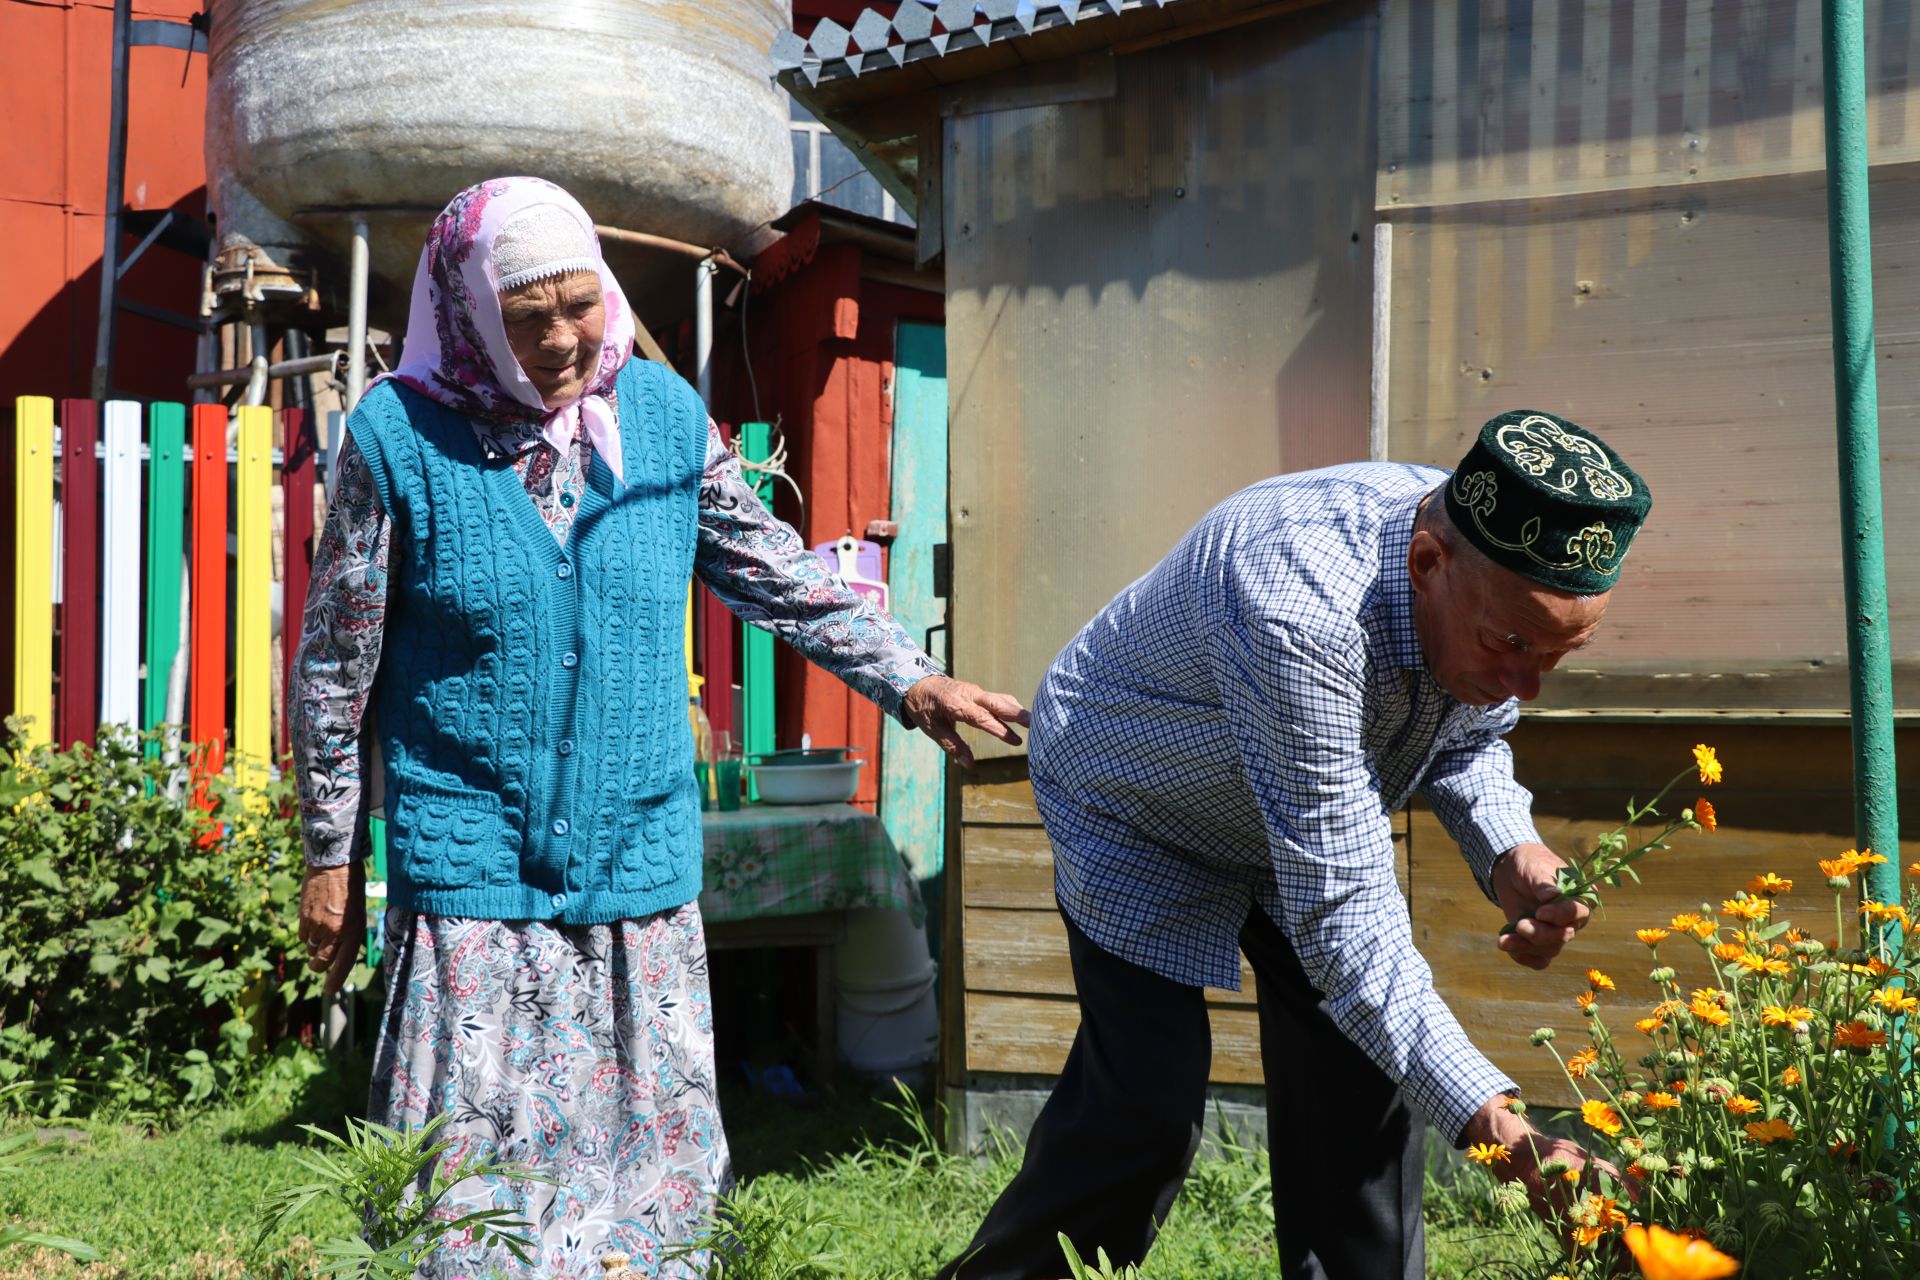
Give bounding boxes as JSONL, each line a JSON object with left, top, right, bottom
{"left": 1443, "top": 410, "right": 1652, "bottom": 595}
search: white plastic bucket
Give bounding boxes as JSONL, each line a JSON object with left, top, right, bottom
{"left": 835, "top": 907, "right": 940, "bottom": 1074}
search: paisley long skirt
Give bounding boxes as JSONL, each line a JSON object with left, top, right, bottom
{"left": 368, "top": 902, "right": 731, "bottom": 1279}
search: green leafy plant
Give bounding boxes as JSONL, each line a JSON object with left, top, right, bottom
{"left": 256, "top": 1111, "right": 544, "bottom": 1278}
{"left": 665, "top": 1184, "right": 849, "bottom": 1279}
{"left": 0, "top": 721, "right": 321, "bottom": 1119}
{"left": 0, "top": 1132, "right": 99, "bottom": 1261}
{"left": 1058, "top": 1233, "right": 1142, "bottom": 1280}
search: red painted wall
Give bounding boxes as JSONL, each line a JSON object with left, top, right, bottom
{"left": 0, "top": 0, "right": 209, "bottom": 404}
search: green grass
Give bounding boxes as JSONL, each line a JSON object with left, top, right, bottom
{"left": 2, "top": 1068, "right": 1515, "bottom": 1279}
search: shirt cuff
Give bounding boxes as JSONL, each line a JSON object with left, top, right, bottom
{"left": 302, "top": 816, "right": 364, "bottom": 868}
{"left": 1459, "top": 809, "right": 1544, "bottom": 901}
{"left": 1403, "top": 1045, "right": 1522, "bottom": 1147}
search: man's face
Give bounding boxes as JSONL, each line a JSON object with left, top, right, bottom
{"left": 1409, "top": 528, "right": 1610, "bottom": 706}
{"left": 498, "top": 270, "right": 607, "bottom": 409}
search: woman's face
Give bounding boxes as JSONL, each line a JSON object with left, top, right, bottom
{"left": 498, "top": 271, "right": 606, "bottom": 408}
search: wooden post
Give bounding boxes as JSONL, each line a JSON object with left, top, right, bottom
{"left": 99, "top": 401, "right": 142, "bottom": 732}
{"left": 280, "top": 407, "right": 315, "bottom": 760}
{"left": 740, "top": 421, "right": 776, "bottom": 795}
{"left": 57, "top": 399, "right": 100, "bottom": 749}
{"left": 190, "top": 403, "right": 227, "bottom": 779}
{"left": 143, "top": 402, "right": 186, "bottom": 747}
{"left": 234, "top": 406, "right": 272, "bottom": 790}
{"left": 13, "top": 397, "right": 57, "bottom": 750}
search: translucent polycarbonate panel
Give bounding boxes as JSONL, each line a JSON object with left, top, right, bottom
{"left": 945, "top": 7, "right": 1380, "bottom": 737}
{"left": 1380, "top": 0, "right": 1920, "bottom": 213}
{"left": 1386, "top": 169, "right": 1920, "bottom": 711}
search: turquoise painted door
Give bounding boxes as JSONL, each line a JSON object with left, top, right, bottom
{"left": 883, "top": 322, "right": 949, "bottom": 936}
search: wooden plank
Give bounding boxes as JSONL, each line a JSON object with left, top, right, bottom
{"left": 960, "top": 774, "right": 1039, "bottom": 825}
{"left": 697, "top": 586, "right": 735, "bottom": 754}
{"left": 279, "top": 407, "right": 315, "bottom": 761}
{"left": 967, "top": 992, "right": 1265, "bottom": 1085}
{"left": 964, "top": 823, "right": 1056, "bottom": 907}
{"left": 57, "top": 398, "right": 99, "bottom": 749}
{"left": 964, "top": 905, "right": 1259, "bottom": 1006}
{"left": 189, "top": 403, "right": 227, "bottom": 776}
{"left": 12, "top": 397, "right": 56, "bottom": 749}
{"left": 143, "top": 402, "right": 185, "bottom": 741}
{"left": 98, "top": 401, "right": 141, "bottom": 733}
{"left": 740, "top": 421, "right": 775, "bottom": 796}
{"left": 234, "top": 406, "right": 272, "bottom": 789}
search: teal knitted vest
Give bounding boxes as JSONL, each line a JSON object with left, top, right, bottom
{"left": 350, "top": 358, "right": 707, "bottom": 923}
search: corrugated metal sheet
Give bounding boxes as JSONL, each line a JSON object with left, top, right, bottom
{"left": 944, "top": 4, "right": 1379, "bottom": 735}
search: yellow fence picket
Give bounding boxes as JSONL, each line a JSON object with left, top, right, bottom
{"left": 234, "top": 405, "right": 273, "bottom": 792}
{"left": 11, "top": 397, "right": 55, "bottom": 750}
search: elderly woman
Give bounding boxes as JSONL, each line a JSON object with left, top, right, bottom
{"left": 291, "top": 176, "right": 1025, "bottom": 1278}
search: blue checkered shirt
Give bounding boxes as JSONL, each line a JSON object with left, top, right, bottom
{"left": 1030, "top": 463, "right": 1537, "bottom": 1142}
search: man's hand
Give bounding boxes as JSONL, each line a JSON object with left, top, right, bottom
{"left": 299, "top": 861, "right": 366, "bottom": 996}
{"left": 1460, "top": 1094, "right": 1617, "bottom": 1227}
{"left": 1493, "top": 842, "right": 1589, "bottom": 970}
{"left": 901, "top": 674, "right": 1031, "bottom": 767}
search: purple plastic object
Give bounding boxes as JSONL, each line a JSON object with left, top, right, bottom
{"left": 813, "top": 535, "right": 890, "bottom": 612}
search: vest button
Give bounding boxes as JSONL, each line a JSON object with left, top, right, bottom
{"left": 561, "top": 652, "right": 578, "bottom": 669}
{"left": 552, "top": 818, "right": 570, "bottom": 836}
{"left": 558, "top": 738, "right": 574, "bottom": 756}
{"left": 556, "top": 562, "right": 572, "bottom": 580}
{"left": 550, "top": 892, "right": 568, "bottom": 910}
{"left": 560, "top": 491, "right": 575, "bottom": 508}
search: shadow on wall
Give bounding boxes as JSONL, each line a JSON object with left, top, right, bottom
{"left": 0, "top": 188, "right": 208, "bottom": 405}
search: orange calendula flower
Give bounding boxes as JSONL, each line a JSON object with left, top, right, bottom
{"left": 1870, "top": 988, "right": 1918, "bottom": 1016}
{"left": 1861, "top": 901, "right": 1912, "bottom": 927}
{"left": 1908, "top": 862, "right": 1920, "bottom": 875}
{"left": 1587, "top": 969, "right": 1616, "bottom": 991}
{"left": 1868, "top": 958, "right": 1893, "bottom": 977}
{"left": 1693, "top": 797, "right": 1717, "bottom": 831}
{"left": 1833, "top": 1021, "right": 1888, "bottom": 1052}
{"left": 1645, "top": 1091, "right": 1682, "bottom": 1110}
{"left": 1819, "top": 856, "right": 1857, "bottom": 880}
{"left": 1692, "top": 987, "right": 1727, "bottom": 1005}
{"left": 1693, "top": 743, "right": 1723, "bottom": 785}
{"left": 1623, "top": 1223, "right": 1741, "bottom": 1280}
{"left": 1745, "top": 1117, "right": 1796, "bottom": 1144}
{"left": 1465, "top": 1142, "right": 1509, "bottom": 1166}
{"left": 1582, "top": 1099, "right": 1625, "bottom": 1136}
{"left": 1724, "top": 1095, "right": 1761, "bottom": 1116}
{"left": 1654, "top": 999, "right": 1684, "bottom": 1017}
{"left": 1670, "top": 912, "right": 1706, "bottom": 932}
{"left": 1669, "top": 1078, "right": 1688, "bottom": 1092}
{"left": 1761, "top": 1005, "right": 1814, "bottom": 1029}
{"left": 1573, "top": 1225, "right": 1605, "bottom": 1248}
{"left": 1720, "top": 897, "right": 1771, "bottom": 921}
{"left": 1712, "top": 942, "right": 1748, "bottom": 963}
{"left": 1781, "top": 1066, "right": 1801, "bottom": 1086}
{"left": 1692, "top": 920, "right": 1718, "bottom": 940}
{"left": 1576, "top": 990, "right": 1598, "bottom": 1011}
{"left": 1635, "top": 1016, "right": 1667, "bottom": 1036}
{"left": 1746, "top": 872, "right": 1791, "bottom": 896}
{"left": 1855, "top": 849, "right": 1888, "bottom": 866}
{"left": 1637, "top": 927, "right": 1672, "bottom": 946}
{"left": 1567, "top": 1047, "right": 1600, "bottom": 1078}
{"left": 1731, "top": 950, "right": 1774, "bottom": 974}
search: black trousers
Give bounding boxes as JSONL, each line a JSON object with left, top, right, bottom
{"left": 937, "top": 907, "right": 1425, "bottom": 1280}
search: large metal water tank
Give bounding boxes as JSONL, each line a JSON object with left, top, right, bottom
{"left": 205, "top": 0, "right": 792, "bottom": 321}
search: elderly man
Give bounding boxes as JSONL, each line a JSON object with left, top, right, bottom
{"left": 939, "top": 411, "right": 1652, "bottom": 1280}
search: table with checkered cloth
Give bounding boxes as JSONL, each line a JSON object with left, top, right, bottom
{"left": 697, "top": 803, "right": 921, "bottom": 925}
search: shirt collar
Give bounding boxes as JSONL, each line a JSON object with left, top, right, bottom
{"left": 471, "top": 416, "right": 551, "bottom": 463}
{"left": 1373, "top": 493, "right": 1427, "bottom": 673}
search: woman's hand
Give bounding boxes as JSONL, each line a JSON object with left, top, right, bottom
{"left": 901, "top": 675, "right": 1032, "bottom": 767}
{"left": 299, "top": 861, "right": 366, "bottom": 995}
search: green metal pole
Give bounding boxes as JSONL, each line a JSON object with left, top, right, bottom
{"left": 1822, "top": 0, "right": 1903, "bottom": 928}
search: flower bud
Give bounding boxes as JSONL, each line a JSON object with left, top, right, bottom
{"left": 1530, "top": 1027, "right": 1557, "bottom": 1045}
{"left": 1505, "top": 1098, "right": 1528, "bottom": 1116}
{"left": 1540, "top": 1157, "right": 1573, "bottom": 1179}
{"left": 1830, "top": 875, "right": 1853, "bottom": 891}
{"left": 1649, "top": 966, "right": 1677, "bottom": 984}
{"left": 1639, "top": 1053, "right": 1662, "bottom": 1070}
{"left": 1619, "top": 1090, "right": 1644, "bottom": 1110}
{"left": 1635, "top": 1154, "right": 1671, "bottom": 1174}
{"left": 1492, "top": 1182, "right": 1529, "bottom": 1214}
{"left": 1582, "top": 1003, "right": 1599, "bottom": 1019}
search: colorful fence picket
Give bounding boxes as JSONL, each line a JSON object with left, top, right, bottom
{"left": 5, "top": 394, "right": 321, "bottom": 786}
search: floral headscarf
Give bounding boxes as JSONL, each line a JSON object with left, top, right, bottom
{"left": 384, "top": 177, "right": 636, "bottom": 482}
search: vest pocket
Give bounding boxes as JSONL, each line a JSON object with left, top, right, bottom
{"left": 613, "top": 788, "right": 693, "bottom": 892}
{"left": 388, "top": 773, "right": 511, "bottom": 889}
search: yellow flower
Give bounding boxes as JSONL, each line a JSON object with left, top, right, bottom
{"left": 1670, "top": 912, "right": 1706, "bottom": 932}
{"left": 1819, "top": 856, "right": 1857, "bottom": 880}
{"left": 1623, "top": 1223, "right": 1741, "bottom": 1280}
{"left": 1645, "top": 1091, "right": 1682, "bottom": 1110}
{"left": 1908, "top": 862, "right": 1920, "bottom": 875}
{"left": 1734, "top": 953, "right": 1792, "bottom": 978}
{"left": 1712, "top": 942, "right": 1747, "bottom": 963}
{"left": 1576, "top": 990, "right": 1598, "bottom": 1011}
{"left": 1855, "top": 849, "right": 1888, "bottom": 866}
{"left": 1870, "top": 988, "right": 1918, "bottom": 1016}
{"left": 1573, "top": 1224, "right": 1605, "bottom": 1248}
{"left": 1693, "top": 797, "right": 1717, "bottom": 831}
{"left": 1465, "top": 1142, "right": 1510, "bottom": 1166}
{"left": 1587, "top": 969, "right": 1616, "bottom": 991}
{"left": 1635, "top": 1016, "right": 1667, "bottom": 1036}
{"left": 1637, "top": 927, "right": 1672, "bottom": 947}
{"left": 1860, "top": 901, "right": 1912, "bottom": 927}
{"left": 1833, "top": 1021, "right": 1888, "bottom": 1052}
{"left": 1567, "top": 1047, "right": 1600, "bottom": 1078}
{"left": 1720, "top": 897, "right": 1770, "bottom": 921}
{"left": 1692, "top": 987, "right": 1727, "bottom": 1005}
{"left": 1693, "top": 743, "right": 1723, "bottom": 785}
{"left": 1582, "top": 1099, "right": 1625, "bottom": 1136}
{"left": 1724, "top": 1094, "right": 1761, "bottom": 1116}
{"left": 1691, "top": 920, "right": 1717, "bottom": 940}
{"left": 1746, "top": 872, "right": 1791, "bottom": 897}
{"left": 1745, "top": 1117, "right": 1796, "bottom": 1144}
{"left": 1761, "top": 1005, "right": 1814, "bottom": 1029}
{"left": 1782, "top": 1066, "right": 1801, "bottom": 1086}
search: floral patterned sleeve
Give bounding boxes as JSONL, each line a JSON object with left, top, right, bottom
{"left": 290, "top": 433, "right": 391, "bottom": 868}
{"left": 695, "top": 419, "right": 943, "bottom": 720}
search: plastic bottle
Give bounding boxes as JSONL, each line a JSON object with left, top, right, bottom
{"left": 689, "top": 675, "right": 715, "bottom": 808}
